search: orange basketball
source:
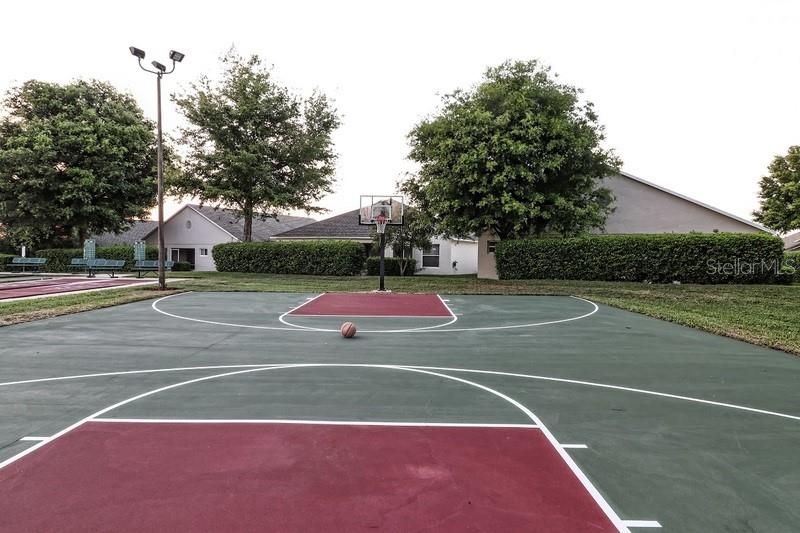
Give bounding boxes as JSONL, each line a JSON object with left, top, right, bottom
{"left": 340, "top": 322, "right": 357, "bottom": 338}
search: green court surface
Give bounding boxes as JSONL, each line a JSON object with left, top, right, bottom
{"left": 1, "top": 291, "right": 799, "bottom": 531}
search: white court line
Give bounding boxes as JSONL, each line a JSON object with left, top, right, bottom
{"left": 154, "top": 292, "right": 598, "bottom": 334}
{"left": 0, "top": 365, "right": 299, "bottom": 471}
{"left": 0, "top": 364, "right": 276, "bottom": 388}
{"left": 1, "top": 362, "right": 798, "bottom": 424}
{"left": 0, "top": 363, "right": 639, "bottom": 533}
{"left": 284, "top": 314, "right": 452, "bottom": 319}
{"left": 622, "top": 520, "right": 662, "bottom": 528}
{"left": 437, "top": 294, "right": 458, "bottom": 320}
{"left": 562, "top": 444, "right": 588, "bottom": 449}
{"left": 152, "top": 292, "right": 305, "bottom": 331}
{"left": 19, "top": 436, "right": 48, "bottom": 442}
{"left": 277, "top": 294, "right": 459, "bottom": 333}
{"left": 91, "top": 418, "right": 539, "bottom": 429}
{"left": 412, "top": 365, "right": 800, "bottom": 423}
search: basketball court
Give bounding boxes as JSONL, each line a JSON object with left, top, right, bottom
{"left": 1, "top": 290, "right": 799, "bottom": 532}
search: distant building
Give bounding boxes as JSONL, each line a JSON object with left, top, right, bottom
{"left": 92, "top": 204, "right": 314, "bottom": 271}
{"left": 273, "top": 209, "right": 478, "bottom": 275}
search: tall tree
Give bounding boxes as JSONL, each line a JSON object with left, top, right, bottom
{"left": 753, "top": 146, "right": 800, "bottom": 234}
{"left": 0, "top": 80, "right": 158, "bottom": 247}
{"left": 403, "top": 60, "right": 620, "bottom": 240}
{"left": 371, "top": 207, "right": 434, "bottom": 276}
{"left": 172, "top": 51, "right": 340, "bottom": 241}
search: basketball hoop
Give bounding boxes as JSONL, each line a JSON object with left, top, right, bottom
{"left": 375, "top": 213, "right": 388, "bottom": 234}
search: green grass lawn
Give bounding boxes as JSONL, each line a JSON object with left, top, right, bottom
{"left": 2, "top": 272, "right": 798, "bottom": 355}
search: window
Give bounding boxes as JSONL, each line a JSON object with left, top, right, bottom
{"left": 422, "top": 244, "right": 440, "bottom": 267}
{"left": 199, "top": 248, "right": 209, "bottom": 256}
{"left": 185, "top": 220, "right": 192, "bottom": 230}
{"left": 487, "top": 240, "right": 498, "bottom": 254}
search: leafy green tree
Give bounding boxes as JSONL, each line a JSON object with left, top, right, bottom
{"left": 403, "top": 60, "right": 621, "bottom": 240}
{"left": 371, "top": 207, "right": 434, "bottom": 276}
{"left": 0, "top": 80, "right": 159, "bottom": 247}
{"left": 172, "top": 51, "right": 340, "bottom": 241}
{"left": 753, "top": 146, "right": 800, "bottom": 233}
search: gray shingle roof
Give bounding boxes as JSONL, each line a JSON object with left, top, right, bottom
{"left": 91, "top": 221, "right": 158, "bottom": 246}
{"left": 272, "top": 209, "right": 373, "bottom": 239}
{"left": 784, "top": 232, "right": 800, "bottom": 251}
{"left": 188, "top": 204, "right": 315, "bottom": 241}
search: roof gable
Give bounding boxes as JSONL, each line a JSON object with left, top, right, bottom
{"left": 617, "top": 172, "right": 770, "bottom": 233}
{"left": 144, "top": 204, "right": 316, "bottom": 241}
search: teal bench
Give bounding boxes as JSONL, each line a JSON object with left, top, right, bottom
{"left": 8, "top": 257, "right": 48, "bottom": 273}
{"left": 69, "top": 258, "right": 88, "bottom": 273}
{"left": 86, "top": 259, "right": 126, "bottom": 278}
{"left": 133, "top": 260, "right": 174, "bottom": 278}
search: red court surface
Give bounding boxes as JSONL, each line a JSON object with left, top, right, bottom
{"left": 0, "top": 421, "right": 617, "bottom": 532}
{"left": 290, "top": 292, "right": 453, "bottom": 317}
{"left": 0, "top": 277, "right": 151, "bottom": 300}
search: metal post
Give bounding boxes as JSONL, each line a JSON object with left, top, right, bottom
{"left": 379, "top": 232, "right": 386, "bottom": 291}
{"left": 156, "top": 73, "right": 166, "bottom": 291}
{"left": 129, "top": 46, "right": 184, "bottom": 290}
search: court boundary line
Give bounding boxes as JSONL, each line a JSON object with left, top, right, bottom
{"left": 2, "top": 362, "right": 797, "bottom": 423}
{"left": 0, "top": 363, "right": 638, "bottom": 532}
{"left": 91, "top": 418, "right": 540, "bottom": 428}
{"left": 154, "top": 292, "right": 598, "bottom": 333}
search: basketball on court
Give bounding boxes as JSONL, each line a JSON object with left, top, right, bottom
{"left": 340, "top": 321, "right": 357, "bottom": 338}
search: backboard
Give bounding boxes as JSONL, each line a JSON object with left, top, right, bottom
{"left": 358, "top": 195, "right": 404, "bottom": 226}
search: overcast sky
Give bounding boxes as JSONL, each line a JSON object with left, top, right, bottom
{"left": 2, "top": 0, "right": 798, "bottom": 222}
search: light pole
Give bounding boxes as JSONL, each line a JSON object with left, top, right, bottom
{"left": 129, "top": 46, "right": 185, "bottom": 291}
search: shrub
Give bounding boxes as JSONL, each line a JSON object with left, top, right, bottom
{"left": 213, "top": 240, "right": 365, "bottom": 275}
{"left": 495, "top": 233, "right": 785, "bottom": 284}
{"left": 366, "top": 256, "right": 417, "bottom": 276}
{"left": 0, "top": 253, "right": 14, "bottom": 271}
{"left": 172, "top": 261, "right": 193, "bottom": 271}
{"left": 36, "top": 245, "right": 159, "bottom": 272}
{"left": 784, "top": 251, "right": 800, "bottom": 283}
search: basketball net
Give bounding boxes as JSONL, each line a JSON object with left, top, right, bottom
{"left": 375, "top": 213, "right": 388, "bottom": 234}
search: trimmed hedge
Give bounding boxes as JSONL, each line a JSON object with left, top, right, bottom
{"left": 366, "top": 256, "right": 417, "bottom": 276}
{"left": 0, "top": 253, "right": 14, "bottom": 270}
{"left": 213, "top": 241, "right": 365, "bottom": 275}
{"left": 172, "top": 261, "right": 193, "bottom": 272}
{"left": 495, "top": 233, "right": 785, "bottom": 284}
{"left": 784, "top": 251, "right": 800, "bottom": 283}
{"left": 36, "top": 245, "right": 159, "bottom": 272}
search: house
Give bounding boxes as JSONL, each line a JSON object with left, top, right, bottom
{"left": 94, "top": 204, "right": 315, "bottom": 271}
{"left": 478, "top": 171, "right": 771, "bottom": 279}
{"left": 784, "top": 232, "right": 800, "bottom": 251}
{"left": 272, "top": 208, "right": 478, "bottom": 275}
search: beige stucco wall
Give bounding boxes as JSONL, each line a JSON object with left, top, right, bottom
{"left": 145, "top": 207, "right": 238, "bottom": 271}
{"left": 600, "top": 175, "right": 761, "bottom": 234}
{"left": 477, "top": 231, "right": 499, "bottom": 280}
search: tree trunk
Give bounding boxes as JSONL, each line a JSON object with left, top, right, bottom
{"left": 243, "top": 201, "right": 253, "bottom": 242}
{"left": 77, "top": 227, "right": 87, "bottom": 247}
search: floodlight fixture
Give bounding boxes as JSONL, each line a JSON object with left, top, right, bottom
{"left": 129, "top": 46, "right": 146, "bottom": 59}
{"left": 128, "top": 46, "right": 186, "bottom": 290}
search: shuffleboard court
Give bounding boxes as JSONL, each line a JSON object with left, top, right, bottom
{"left": 0, "top": 277, "right": 154, "bottom": 301}
{"left": 1, "top": 291, "right": 799, "bottom": 531}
